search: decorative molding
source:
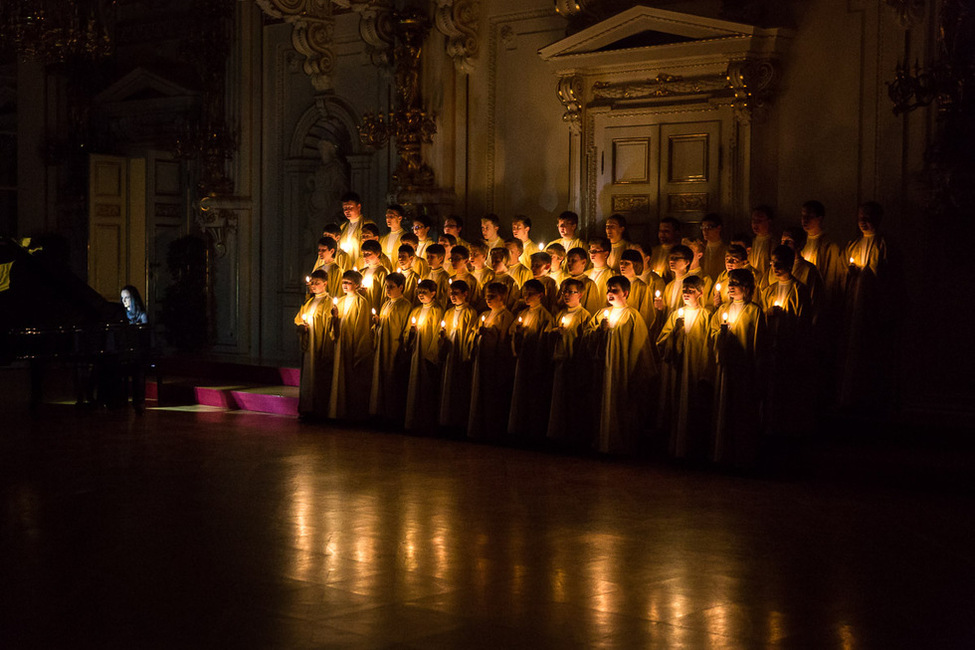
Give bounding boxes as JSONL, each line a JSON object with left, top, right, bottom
{"left": 435, "top": 0, "right": 480, "bottom": 73}
{"left": 727, "top": 57, "right": 778, "bottom": 123}
{"left": 612, "top": 194, "right": 650, "bottom": 213}
{"left": 255, "top": 0, "right": 336, "bottom": 91}
{"left": 885, "top": 0, "right": 926, "bottom": 28}
{"left": 667, "top": 192, "right": 709, "bottom": 212}
{"left": 557, "top": 75, "right": 584, "bottom": 134}
{"left": 592, "top": 73, "right": 727, "bottom": 101}
{"left": 353, "top": 0, "right": 395, "bottom": 68}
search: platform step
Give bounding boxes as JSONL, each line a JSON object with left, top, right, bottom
{"left": 229, "top": 386, "right": 299, "bottom": 416}
{"left": 195, "top": 385, "right": 251, "bottom": 409}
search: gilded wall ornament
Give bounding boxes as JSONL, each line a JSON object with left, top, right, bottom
{"left": 255, "top": 0, "right": 337, "bottom": 90}
{"left": 557, "top": 75, "right": 584, "bottom": 133}
{"left": 435, "top": 0, "right": 480, "bottom": 73}
{"left": 727, "top": 58, "right": 778, "bottom": 123}
{"left": 591, "top": 74, "right": 727, "bottom": 101}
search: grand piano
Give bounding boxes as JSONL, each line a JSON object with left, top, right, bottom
{"left": 0, "top": 236, "right": 153, "bottom": 408}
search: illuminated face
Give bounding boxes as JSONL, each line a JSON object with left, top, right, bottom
{"left": 658, "top": 222, "right": 679, "bottom": 246}
{"left": 449, "top": 287, "right": 468, "bottom": 305}
{"left": 427, "top": 254, "right": 444, "bottom": 268}
{"left": 510, "top": 221, "right": 529, "bottom": 240}
{"left": 361, "top": 249, "right": 380, "bottom": 267}
{"left": 449, "top": 253, "right": 467, "bottom": 272}
{"left": 700, "top": 221, "right": 721, "bottom": 242}
{"left": 780, "top": 234, "right": 797, "bottom": 251}
{"left": 606, "top": 284, "right": 627, "bottom": 306}
{"left": 558, "top": 219, "right": 576, "bottom": 238}
{"left": 361, "top": 231, "right": 378, "bottom": 241}
{"left": 505, "top": 243, "right": 522, "bottom": 265}
{"left": 385, "top": 209, "right": 403, "bottom": 230}
{"left": 588, "top": 244, "right": 609, "bottom": 267}
{"left": 800, "top": 207, "right": 822, "bottom": 233}
{"left": 385, "top": 281, "right": 402, "bottom": 298}
{"left": 485, "top": 291, "right": 504, "bottom": 310}
{"left": 438, "top": 237, "right": 453, "bottom": 252}
{"left": 681, "top": 285, "right": 702, "bottom": 308}
{"left": 618, "top": 259, "right": 636, "bottom": 278}
{"left": 725, "top": 253, "right": 745, "bottom": 271}
{"left": 398, "top": 252, "right": 414, "bottom": 270}
{"left": 341, "top": 279, "right": 358, "bottom": 294}
{"left": 342, "top": 201, "right": 361, "bottom": 221}
{"left": 121, "top": 290, "right": 133, "bottom": 310}
{"left": 308, "top": 278, "right": 326, "bottom": 295}
{"left": 416, "top": 288, "right": 434, "bottom": 305}
{"left": 605, "top": 219, "right": 622, "bottom": 243}
{"left": 530, "top": 259, "right": 550, "bottom": 276}
{"left": 566, "top": 253, "right": 586, "bottom": 276}
{"left": 443, "top": 219, "right": 461, "bottom": 238}
{"left": 547, "top": 251, "right": 564, "bottom": 269}
{"left": 481, "top": 219, "right": 499, "bottom": 241}
{"left": 560, "top": 285, "right": 581, "bottom": 308}
{"left": 857, "top": 208, "right": 876, "bottom": 234}
{"left": 470, "top": 250, "right": 486, "bottom": 268}
{"left": 668, "top": 254, "right": 690, "bottom": 274}
{"left": 771, "top": 254, "right": 791, "bottom": 277}
{"left": 751, "top": 210, "right": 771, "bottom": 236}
{"left": 317, "top": 245, "right": 332, "bottom": 260}
{"left": 727, "top": 278, "right": 747, "bottom": 301}
{"left": 413, "top": 221, "right": 430, "bottom": 240}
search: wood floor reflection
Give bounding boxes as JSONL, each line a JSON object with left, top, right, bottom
{"left": 1, "top": 406, "right": 973, "bottom": 648}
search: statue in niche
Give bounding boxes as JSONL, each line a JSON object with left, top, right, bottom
{"left": 305, "top": 139, "right": 349, "bottom": 248}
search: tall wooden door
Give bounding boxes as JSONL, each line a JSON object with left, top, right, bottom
{"left": 595, "top": 117, "right": 722, "bottom": 242}
{"left": 88, "top": 155, "right": 146, "bottom": 301}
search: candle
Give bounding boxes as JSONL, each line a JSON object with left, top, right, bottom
{"left": 849, "top": 256, "right": 855, "bottom": 265}
{"left": 715, "top": 283, "right": 721, "bottom": 293}
{"left": 677, "top": 307, "right": 684, "bottom": 319}
{"left": 608, "top": 309, "right": 621, "bottom": 328}
{"left": 561, "top": 316, "right": 568, "bottom": 327}
{"left": 332, "top": 297, "right": 339, "bottom": 306}
{"left": 363, "top": 275, "right": 373, "bottom": 289}
{"left": 538, "top": 241, "right": 545, "bottom": 250}
{"left": 440, "top": 320, "right": 446, "bottom": 330}
{"left": 305, "top": 275, "right": 311, "bottom": 283}
{"left": 655, "top": 290, "right": 661, "bottom": 299}
{"left": 722, "top": 312, "right": 729, "bottom": 325}
{"left": 448, "top": 278, "right": 453, "bottom": 284}
{"left": 774, "top": 300, "right": 782, "bottom": 308}
{"left": 481, "top": 315, "right": 486, "bottom": 324}
{"left": 371, "top": 308, "right": 377, "bottom": 316}
{"left": 303, "top": 312, "right": 312, "bottom": 324}
{"left": 411, "top": 316, "right": 417, "bottom": 326}
{"left": 518, "top": 316, "right": 523, "bottom": 324}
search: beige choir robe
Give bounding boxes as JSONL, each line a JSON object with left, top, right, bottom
{"left": 568, "top": 273, "right": 604, "bottom": 316}
{"left": 712, "top": 266, "right": 763, "bottom": 307}
{"left": 661, "top": 270, "right": 713, "bottom": 320}
{"left": 517, "top": 240, "right": 540, "bottom": 268}
{"left": 801, "top": 232, "right": 845, "bottom": 302}
{"left": 328, "top": 292, "right": 374, "bottom": 420}
{"left": 410, "top": 256, "right": 431, "bottom": 279}
{"left": 507, "top": 262, "right": 533, "bottom": 289}
{"left": 508, "top": 304, "right": 556, "bottom": 439}
{"left": 359, "top": 265, "right": 388, "bottom": 313}
{"left": 484, "top": 236, "right": 504, "bottom": 253}
{"left": 335, "top": 247, "right": 353, "bottom": 272}
{"left": 380, "top": 229, "right": 405, "bottom": 261}
{"left": 424, "top": 266, "right": 452, "bottom": 307}
{"left": 536, "top": 275, "right": 559, "bottom": 313}
{"left": 493, "top": 272, "right": 523, "bottom": 312}
{"left": 311, "top": 260, "right": 343, "bottom": 298}
{"left": 703, "top": 241, "right": 729, "bottom": 282}
{"left": 648, "top": 244, "right": 674, "bottom": 282}
{"left": 607, "top": 239, "right": 632, "bottom": 272}
{"left": 839, "top": 233, "right": 889, "bottom": 408}
{"left": 438, "top": 303, "right": 478, "bottom": 428}
{"left": 764, "top": 257, "right": 825, "bottom": 319}
{"left": 399, "top": 267, "right": 420, "bottom": 305}
{"left": 369, "top": 295, "right": 412, "bottom": 421}
{"left": 449, "top": 270, "right": 483, "bottom": 312}
{"left": 709, "top": 301, "right": 766, "bottom": 467}
{"left": 339, "top": 219, "right": 365, "bottom": 262}
{"left": 548, "top": 268, "right": 566, "bottom": 290}
{"left": 467, "top": 307, "right": 516, "bottom": 441}
{"left": 586, "top": 265, "right": 613, "bottom": 309}
{"left": 404, "top": 303, "right": 445, "bottom": 431}
{"left": 356, "top": 252, "right": 394, "bottom": 273}
{"left": 588, "top": 305, "right": 656, "bottom": 454}
{"left": 295, "top": 293, "right": 335, "bottom": 418}
{"left": 761, "top": 279, "right": 815, "bottom": 437}
{"left": 546, "top": 306, "right": 593, "bottom": 444}
{"left": 557, "top": 237, "right": 585, "bottom": 257}
{"left": 471, "top": 266, "right": 495, "bottom": 288}
{"left": 415, "top": 237, "right": 435, "bottom": 260}
{"left": 624, "top": 276, "right": 658, "bottom": 333}
{"left": 749, "top": 233, "right": 774, "bottom": 278}
{"left": 656, "top": 305, "right": 713, "bottom": 458}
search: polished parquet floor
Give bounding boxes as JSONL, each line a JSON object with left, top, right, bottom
{"left": 2, "top": 399, "right": 974, "bottom": 649}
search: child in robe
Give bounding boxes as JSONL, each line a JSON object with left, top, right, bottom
{"left": 555, "top": 211, "right": 585, "bottom": 264}
{"left": 438, "top": 280, "right": 479, "bottom": 431}
{"left": 547, "top": 278, "right": 593, "bottom": 446}
{"left": 404, "top": 280, "right": 445, "bottom": 432}
{"left": 562, "top": 247, "right": 603, "bottom": 315}
{"left": 654, "top": 244, "right": 694, "bottom": 319}
{"left": 489, "top": 246, "right": 522, "bottom": 311}
{"left": 504, "top": 239, "right": 533, "bottom": 288}
{"left": 585, "top": 237, "right": 613, "bottom": 306}
{"left": 438, "top": 233, "right": 456, "bottom": 265}
{"left": 380, "top": 204, "right": 407, "bottom": 262}
{"left": 357, "top": 223, "right": 393, "bottom": 271}
{"left": 588, "top": 276, "right": 655, "bottom": 455}
{"left": 358, "top": 239, "right": 388, "bottom": 312}
{"left": 511, "top": 215, "right": 539, "bottom": 268}
{"left": 618, "top": 249, "right": 657, "bottom": 332}
{"left": 412, "top": 215, "right": 436, "bottom": 259}
{"left": 401, "top": 232, "right": 430, "bottom": 278}
{"left": 749, "top": 205, "right": 776, "bottom": 275}
{"left": 480, "top": 213, "right": 504, "bottom": 251}
{"left": 311, "top": 236, "right": 343, "bottom": 297}
{"left": 446, "top": 245, "right": 482, "bottom": 310}
{"left": 528, "top": 251, "right": 559, "bottom": 312}
{"left": 328, "top": 270, "right": 374, "bottom": 421}
{"left": 323, "top": 223, "right": 353, "bottom": 271}
{"left": 761, "top": 245, "right": 814, "bottom": 439}
{"left": 369, "top": 272, "right": 413, "bottom": 423}
{"left": 295, "top": 269, "right": 334, "bottom": 420}
{"left": 712, "top": 244, "right": 757, "bottom": 307}
{"left": 656, "top": 275, "right": 713, "bottom": 459}
{"left": 545, "top": 243, "right": 567, "bottom": 287}
{"left": 396, "top": 244, "right": 421, "bottom": 304}
{"left": 709, "top": 268, "right": 766, "bottom": 468}
{"left": 604, "top": 214, "right": 633, "bottom": 272}
{"left": 468, "top": 242, "right": 495, "bottom": 292}
{"left": 423, "top": 243, "right": 452, "bottom": 306}
{"left": 467, "top": 282, "right": 516, "bottom": 441}
{"left": 682, "top": 238, "right": 716, "bottom": 301}
{"left": 508, "top": 279, "right": 555, "bottom": 440}
{"left": 700, "top": 213, "right": 729, "bottom": 282}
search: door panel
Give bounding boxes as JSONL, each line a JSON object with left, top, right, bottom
{"left": 88, "top": 156, "right": 128, "bottom": 300}
{"left": 659, "top": 121, "right": 721, "bottom": 228}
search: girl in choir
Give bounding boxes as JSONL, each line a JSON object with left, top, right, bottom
{"left": 404, "top": 280, "right": 445, "bottom": 432}
{"left": 656, "top": 275, "right": 713, "bottom": 459}
{"left": 438, "top": 280, "right": 479, "bottom": 432}
{"left": 546, "top": 279, "right": 593, "bottom": 445}
{"left": 589, "top": 276, "right": 655, "bottom": 455}
{"left": 295, "top": 270, "right": 334, "bottom": 420}
{"left": 508, "top": 279, "right": 555, "bottom": 440}
{"left": 369, "top": 272, "right": 413, "bottom": 424}
{"left": 467, "top": 282, "right": 516, "bottom": 442}
{"left": 328, "top": 270, "right": 374, "bottom": 421}
{"left": 709, "top": 268, "right": 766, "bottom": 468}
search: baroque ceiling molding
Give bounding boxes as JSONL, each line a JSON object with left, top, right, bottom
{"left": 255, "top": 0, "right": 336, "bottom": 91}
{"left": 435, "top": 0, "right": 480, "bottom": 73}
{"left": 344, "top": 0, "right": 395, "bottom": 68}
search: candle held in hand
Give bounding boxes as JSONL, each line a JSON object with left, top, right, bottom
{"left": 677, "top": 308, "right": 684, "bottom": 319}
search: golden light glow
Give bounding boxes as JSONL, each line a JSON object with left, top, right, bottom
{"left": 677, "top": 307, "right": 684, "bottom": 319}
{"left": 716, "top": 282, "right": 722, "bottom": 293}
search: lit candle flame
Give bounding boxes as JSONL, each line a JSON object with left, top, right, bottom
{"left": 849, "top": 256, "right": 855, "bottom": 264}
{"left": 677, "top": 307, "right": 684, "bottom": 319}
{"left": 654, "top": 290, "right": 661, "bottom": 299}
{"left": 715, "top": 283, "right": 722, "bottom": 293}
{"left": 608, "top": 309, "right": 621, "bottom": 328}
{"left": 722, "top": 312, "right": 729, "bottom": 325}
{"left": 411, "top": 316, "right": 417, "bottom": 326}
{"left": 518, "top": 316, "right": 523, "bottom": 324}
{"left": 340, "top": 242, "right": 351, "bottom": 254}
{"left": 305, "top": 275, "right": 311, "bottom": 283}
{"left": 303, "top": 312, "right": 312, "bottom": 324}
{"left": 332, "top": 297, "right": 339, "bottom": 306}
{"left": 481, "top": 315, "right": 486, "bottom": 323}
{"left": 774, "top": 300, "right": 782, "bottom": 308}
{"left": 440, "top": 320, "right": 446, "bottom": 329}
{"left": 371, "top": 308, "right": 377, "bottom": 316}
{"left": 561, "top": 316, "right": 568, "bottom": 327}
{"left": 538, "top": 241, "right": 545, "bottom": 250}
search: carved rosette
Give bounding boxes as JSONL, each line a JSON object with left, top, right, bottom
{"left": 255, "top": 0, "right": 337, "bottom": 90}
{"left": 557, "top": 75, "right": 584, "bottom": 133}
{"left": 727, "top": 58, "right": 778, "bottom": 123}
{"left": 435, "top": 0, "right": 480, "bottom": 73}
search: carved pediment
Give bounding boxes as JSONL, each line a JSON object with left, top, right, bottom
{"left": 539, "top": 5, "right": 790, "bottom": 68}
{"left": 93, "top": 67, "right": 199, "bottom": 109}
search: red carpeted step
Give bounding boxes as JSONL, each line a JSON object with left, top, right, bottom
{"left": 195, "top": 385, "right": 249, "bottom": 409}
{"left": 229, "top": 386, "right": 299, "bottom": 416}
{"left": 279, "top": 367, "right": 300, "bottom": 387}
